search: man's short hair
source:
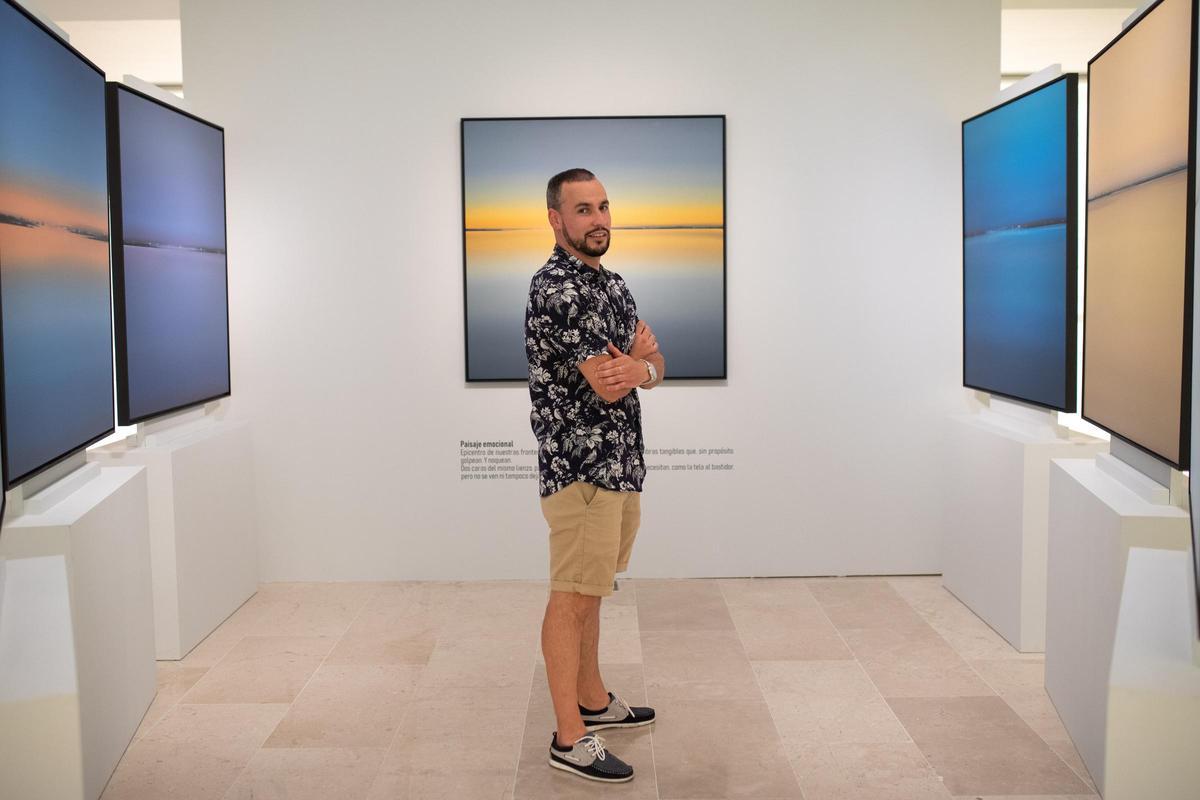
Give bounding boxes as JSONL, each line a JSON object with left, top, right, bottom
{"left": 546, "top": 168, "right": 596, "bottom": 210}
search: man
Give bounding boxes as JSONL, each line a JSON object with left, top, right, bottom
{"left": 525, "top": 168, "right": 666, "bottom": 783}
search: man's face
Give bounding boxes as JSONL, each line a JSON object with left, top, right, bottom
{"left": 553, "top": 179, "right": 611, "bottom": 258}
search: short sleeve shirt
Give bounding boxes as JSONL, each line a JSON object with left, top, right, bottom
{"left": 525, "top": 245, "right": 646, "bottom": 497}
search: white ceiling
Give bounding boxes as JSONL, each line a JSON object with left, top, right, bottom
{"left": 27, "top": 0, "right": 177, "bottom": 20}
{"left": 1002, "top": 0, "right": 1140, "bottom": 7}
{"left": 24, "top": 0, "right": 1145, "bottom": 88}
{"left": 26, "top": 0, "right": 1141, "bottom": 18}
{"left": 1002, "top": 7, "right": 1135, "bottom": 74}
{"left": 57, "top": 19, "right": 182, "bottom": 87}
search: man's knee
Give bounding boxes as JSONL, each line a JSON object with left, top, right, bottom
{"left": 549, "top": 589, "right": 601, "bottom": 620}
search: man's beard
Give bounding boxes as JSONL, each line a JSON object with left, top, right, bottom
{"left": 569, "top": 227, "right": 610, "bottom": 257}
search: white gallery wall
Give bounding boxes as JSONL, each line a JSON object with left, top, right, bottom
{"left": 179, "top": 0, "right": 1000, "bottom": 581}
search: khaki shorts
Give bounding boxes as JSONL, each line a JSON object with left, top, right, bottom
{"left": 541, "top": 481, "right": 641, "bottom": 597}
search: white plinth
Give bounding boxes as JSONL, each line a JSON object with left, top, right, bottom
{"left": 0, "top": 465, "right": 155, "bottom": 800}
{"left": 943, "top": 411, "right": 1106, "bottom": 652}
{"left": 0, "top": 555, "right": 85, "bottom": 800}
{"left": 1045, "top": 458, "right": 1190, "bottom": 793}
{"left": 1104, "top": 547, "right": 1200, "bottom": 799}
{"left": 89, "top": 418, "right": 258, "bottom": 659}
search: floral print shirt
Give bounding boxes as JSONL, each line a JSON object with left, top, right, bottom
{"left": 526, "top": 245, "right": 646, "bottom": 497}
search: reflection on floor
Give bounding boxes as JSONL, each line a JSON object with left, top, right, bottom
{"left": 99, "top": 577, "right": 1098, "bottom": 800}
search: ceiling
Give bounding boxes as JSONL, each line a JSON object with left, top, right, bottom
{"left": 30, "top": 0, "right": 1144, "bottom": 20}
{"left": 28, "top": 0, "right": 177, "bottom": 20}
{"left": 1002, "top": 0, "right": 1141, "bottom": 7}
{"left": 1002, "top": 7, "right": 1135, "bottom": 74}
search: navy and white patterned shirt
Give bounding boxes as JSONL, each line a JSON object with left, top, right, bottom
{"left": 526, "top": 245, "right": 646, "bottom": 497}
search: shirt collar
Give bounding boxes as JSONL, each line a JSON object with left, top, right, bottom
{"left": 553, "top": 244, "right": 607, "bottom": 278}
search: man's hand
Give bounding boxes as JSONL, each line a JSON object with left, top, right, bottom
{"left": 597, "top": 342, "right": 650, "bottom": 391}
{"left": 629, "top": 320, "right": 659, "bottom": 361}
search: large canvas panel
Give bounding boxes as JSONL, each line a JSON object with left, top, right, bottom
{"left": 462, "top": 116, "right": 725, "bottom": 382}
{"left": 962, "top": 76, "right": 1076, "bottom": 411}
{"left": 0, "top": 0, "right": 113, "bottom": 488}
{"left": 1084, "top": 0, "right": 1195, "bottom": 468}
{"left": 109, "top": 84, "right": 230, "bottom": 425}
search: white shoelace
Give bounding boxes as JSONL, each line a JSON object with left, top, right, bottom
{"left": 611, "top": 692, "right": 636, "bottom": 720}
{"left": 578, "top": 733, "right": 608, "bottom": 761}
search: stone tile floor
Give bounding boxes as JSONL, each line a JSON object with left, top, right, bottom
{"left": 99, "top": 576, "right": 1097, "bottom": 799}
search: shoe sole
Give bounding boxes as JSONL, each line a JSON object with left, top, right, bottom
{"left": 583, "top": 718, "right": 656, "bottom": 731}
{"left": 548, "top": 755, "right": 634, "bottom": 783}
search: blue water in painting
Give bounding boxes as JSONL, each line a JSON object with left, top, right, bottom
{"left": 2, "top": 264, "right": 113, "bottom": 482}
{"left": 962, "top": 77, "right": 1072, "bottom": 409}
{"left": 468, "top": 267, "right": 724, "bottom": 381}
{"left": 963, "top": 225, "right": 1068, "bottom": 408}
{"left": 123, "top": 247, "right": 229, "bottom": 420}
{"left": 466, "top": 229, "right": 724, "bottom": 380}
{"left": 0, "top": 0, "right": 113, "bottom": 484}
{"left": 115, "top": 87, "right": 229, "bottom": 420}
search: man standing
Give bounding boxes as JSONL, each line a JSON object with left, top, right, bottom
{"left": 526, "top": 168, "right": 666, "bottom": 783}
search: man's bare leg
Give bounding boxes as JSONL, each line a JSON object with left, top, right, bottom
{"left": 543, "top": 590, "right": 599, "bottom": 746}
{"left": 577, "top": 599, "right": 609, "bottom": 710}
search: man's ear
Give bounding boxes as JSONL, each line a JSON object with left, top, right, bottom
{"left": 547, "top": 207, "right": 561, "bottom": 233}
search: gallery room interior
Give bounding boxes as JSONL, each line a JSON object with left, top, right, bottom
{"left": 0, "top": 0, "right": 1197, "bottom": 797}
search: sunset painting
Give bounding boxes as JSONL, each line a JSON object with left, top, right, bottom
{"left": 462, "top": 116, "right": 725, "bottom": 381}
{"left": 0, "top": 0, "right": 113, "bottom": 487}
{"left": 1084, "top": 0, "right": 1194, "bottom": 468}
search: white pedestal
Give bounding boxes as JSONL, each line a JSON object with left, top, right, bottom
{"left": 1104, "top": 547, "right": 1200, "bottom": 799}
{"left": 0, "top": 555, "right": 86, "bottom": 800}
{"left": 89, "top": 418, "right": 258, "bottom": 659}
{"left": 1045, "top": 458, "right": 1190, "bottom": 793}
{"left": 944, "top": 411, "right": 1106, "bottom": 652}
{"left": 0, "top": 466, "right": 155, "bottom": 800}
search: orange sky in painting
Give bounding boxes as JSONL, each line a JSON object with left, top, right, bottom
{"left": 0, "top": 181, "right": 109, "bottom": 272}
{"left": 466, "top": 199, "right": 723, "bottom": 230}
{"left": 0, "top": 182, "right": 108, "bottom": 232}
{"left": 0, "top": 224, "right": 108, "bottom": 272}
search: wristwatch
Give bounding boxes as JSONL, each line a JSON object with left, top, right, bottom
{"left": 639, "top": 359, "right": 657, "bottom": 387}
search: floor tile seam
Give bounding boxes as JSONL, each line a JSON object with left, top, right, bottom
{"left": 130, "top": 672, "right": 196, "bottom": 743}
{"left": 950, "top": 637, "right": 1092, "bottom": 787}
{"left": 839, "top": 593, "right": 1004, "bottom": 700}
{"left": 175, "top": 633, "right": 250, "bottom": 704}
{"left": 633, "top": 642, "right": 662, "bottom": 800}
{"left": 304, "top": 586, "right": 404, "bottom": 799}
{"left": 885, "top": 577, "right": 971, "bottom": 630}
{"left": 507, "top": 629, "right": 541, "bottom": 799}
{"left": 808, "top": 584, "right": 954, "bottom": 795}
{"left": 132, "top": 660, "right": 236, "bottom": 740}
{"left": 880, "top": 595, "right": 1096, "bottom": 794}
{"left": 173, "top": 587, "right": 276, "bottom": 700}
{"left": 722, "top": 579, "right": 807, "bottom": 800}
{"left": 360, "top": 689, "right": 425, "bottom": 798}
{"left": 258, "top": 582, "right": 391, "bottom": 744}
{"left": 215, "top": 704, "right": 304, "bottom": 800}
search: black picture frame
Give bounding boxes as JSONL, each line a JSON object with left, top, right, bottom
{"left": 0, "top": 0, "right": 114, "bottom": 491}
{"left": 106, "top": 81, "right": 232, "bottom": 426}
{"left": 1082, "top": 0, "right": 1197, "bottom": 471}
{"left": 961, "top": 73, "right": 1079, "bottom": 413}
{"left": 459, "top": 114, "right": 728, "bottom": 383}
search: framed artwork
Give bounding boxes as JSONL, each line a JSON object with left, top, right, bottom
{"left": 0, "top": 0, "right": 113, "bottom": 489}
{"left": 107, "top": 82, "right": 231, "bottom": 425}
{"left": 1083, "top": 0, "right": 1196, "bottom": 469}
{"left": 962, "top": 74, "right": 1077, "bottom": 412}
{"left": 461, "top": 115, "right": 726, "bottom": 381}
